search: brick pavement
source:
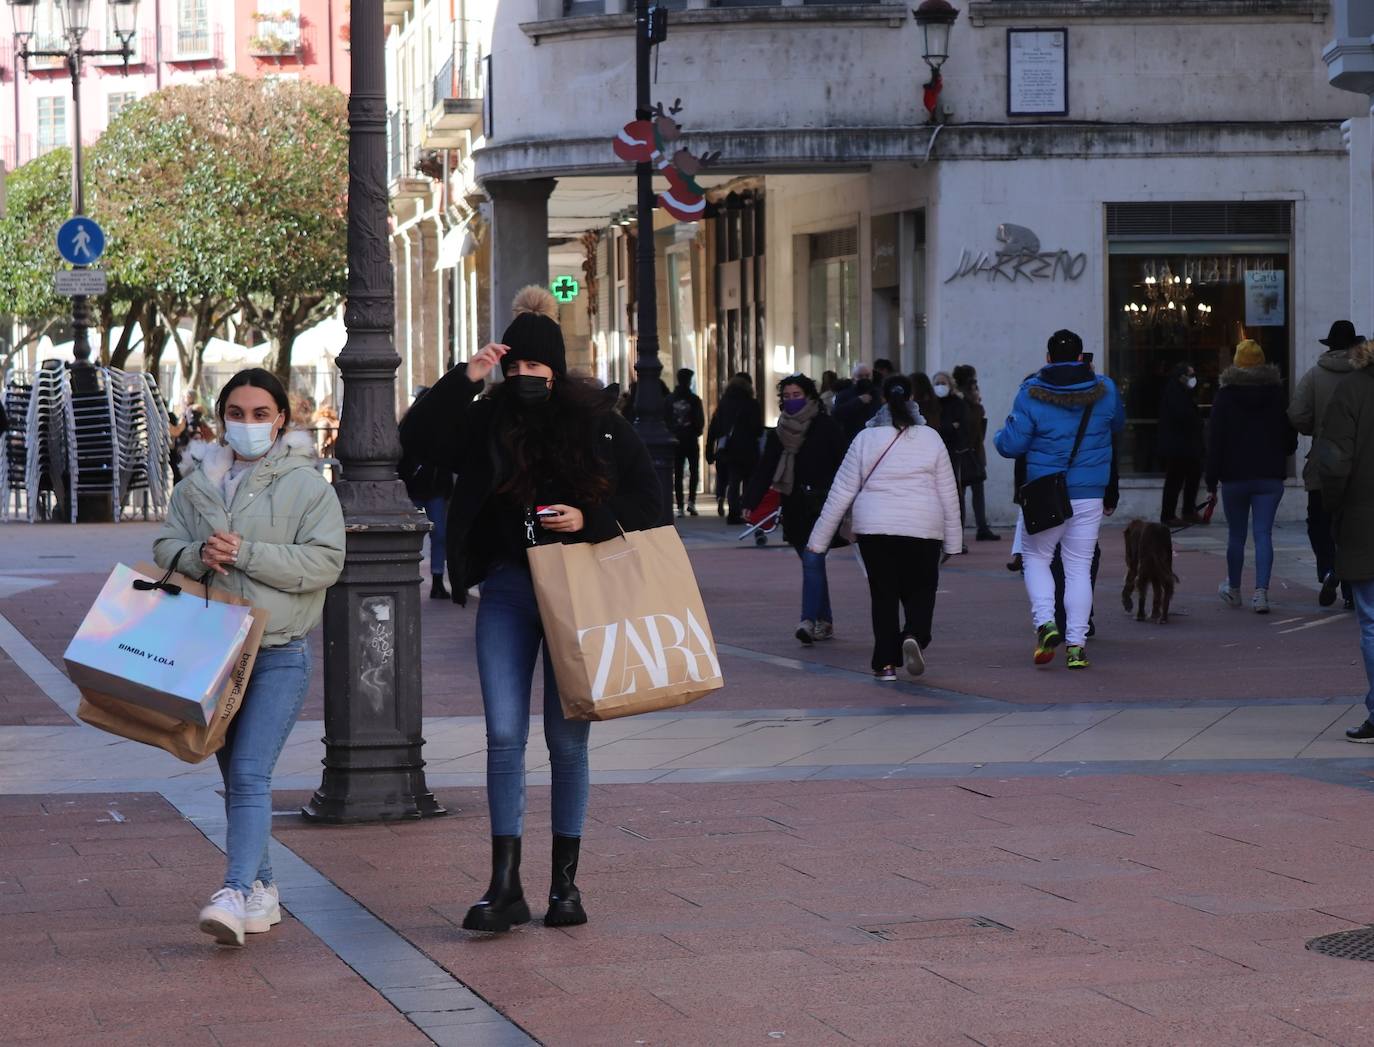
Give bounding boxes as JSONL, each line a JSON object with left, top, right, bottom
{"left": 0, "top": 792, "right": 428, "bottom": 1046}
{"left": 276, "top": 773, "right": 1374, "bottom": 1046}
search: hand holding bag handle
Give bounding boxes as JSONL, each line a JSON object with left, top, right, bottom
{"left": 1019, "top": 395, "right": 1096, "bottom": 535}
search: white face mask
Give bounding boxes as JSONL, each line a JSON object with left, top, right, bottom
{"left": 1186, "top": 376, "right": 1198, "bottom": 390}
{"left": 224, "top": 417, "right": 281, "bottom": 460}
{"left": 933, "top": 383, "right": 951, "bottom": 399}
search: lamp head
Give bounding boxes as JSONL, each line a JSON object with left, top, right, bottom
{"left": 110, "top": 0, "right": 138, "bottom": 44}
{"left": 56, "top": 0, "right": 91, "bottom": 43}
{"left": 912, "top": 0, "right": 959, "bottom": 72}
{"left": 7, "top": 0, "right": 36, "bottom": 45}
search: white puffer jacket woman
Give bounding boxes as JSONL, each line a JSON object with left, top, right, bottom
{"left": 808, "top": 376, "right": 963, "bottom": 681}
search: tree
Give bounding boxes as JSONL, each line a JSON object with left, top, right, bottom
{"left": 89, "top": 75, "right": 348, "bottom": 392}
{"left": 0, "top": 148, "right": 72, "bottom": 368}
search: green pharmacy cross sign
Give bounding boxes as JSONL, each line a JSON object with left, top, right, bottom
{"left": 551, "top": 275, "right": 580, "bottom": 303}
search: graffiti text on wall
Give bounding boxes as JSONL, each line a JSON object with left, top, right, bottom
{"left": 945, "top": 223, "right": 1088, "bottom": 285}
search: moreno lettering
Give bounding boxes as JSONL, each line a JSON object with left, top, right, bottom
{"left": 945, "top": 222, "right": 1087, "bottom": 286}
{"left": 577, "top": 610, "right": 723, "bottom": 702}
{"left": 117, "top": 642, "right": 175, "bottom": 667}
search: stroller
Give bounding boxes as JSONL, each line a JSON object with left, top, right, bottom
{"left": 737, "top": 488, "right": 781, "bottom": 547}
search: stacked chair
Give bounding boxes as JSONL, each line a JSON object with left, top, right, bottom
{"left": 0, "top": 365, "right": 170, "bottom": 524}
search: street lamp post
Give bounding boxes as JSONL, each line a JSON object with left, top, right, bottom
{"left": 630, "top": 0, "right": 674, "bottom": 525}
{"left": 8, "top": 0, "right": 140, "bottom": 367}
{"left": 302, "top": 0, "right": 443, "bottom": 824}
{"left": 913, "top": 0, "right": 959, "bottom": 124}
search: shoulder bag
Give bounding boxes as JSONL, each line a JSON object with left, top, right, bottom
{"left": 1018, "top": 399, "right": 1095, "bottom": 535}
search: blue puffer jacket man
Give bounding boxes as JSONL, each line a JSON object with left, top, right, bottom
{"left": 994, "top": 331, "right": 1126, "bottom": 499}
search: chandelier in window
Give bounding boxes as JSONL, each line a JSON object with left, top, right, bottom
{"left": 1123, "top": 268, "right": 1212, "bottom": 330}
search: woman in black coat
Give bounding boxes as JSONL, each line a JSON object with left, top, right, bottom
{"left": 744, "top": 374, "right": 847, "bottom": 645}
{"left": 1205, "top": 340, "right": 1298, "bottom": 614}
{"left": 705, "top": 375, "right": 764, "bottom": 523}
{"left": 400, "top": 287, "right": 661, "bottom": 936}
{"left": 1157, "top": 363, "right": 1205, "bottom": 525}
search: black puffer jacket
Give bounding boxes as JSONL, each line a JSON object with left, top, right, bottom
{"left": 399, "top": 370, "right": 662, "bottom": 604}
{"left": 1206, "top": 364, "right": 1297, "bottom": 490}
{"left": 744, "top": 411, "right": 847, "bottom": 548}
{"left": 705, "top": 385, "right": 764, "bottom": 473}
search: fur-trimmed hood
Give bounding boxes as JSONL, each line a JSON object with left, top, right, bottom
{"left": 1352, "top": 341, "right": 1374, "bottom": 370}
{"left": 1219, "top": 364, "right": 1282, "bottom": 388}
{"left": 1022, "top": 362, "right": 1109, "bottom": 408}
{"left": 198, "top": 428, "right": 318, "bottom": 487}
{"left": 1318, "top": 349, "right": 1358, "bottom": 375}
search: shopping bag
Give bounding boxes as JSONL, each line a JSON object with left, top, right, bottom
{"left": 71, "top": 562, "right": 268, "bottom": 764}
{"left": 527, "top": 526, "right": 724, "bottom": 720}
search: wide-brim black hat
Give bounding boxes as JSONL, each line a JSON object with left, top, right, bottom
{"left": 1320, "top": 320, "right": 1362, "bottom": 349}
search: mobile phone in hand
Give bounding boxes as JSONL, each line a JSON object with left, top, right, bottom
{"left": 535, "top": 506, "right": 560, "bottom": 519}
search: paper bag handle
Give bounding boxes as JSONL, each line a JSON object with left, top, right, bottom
{"left": 131, "top": 549, "right": 216, "bottom": 605}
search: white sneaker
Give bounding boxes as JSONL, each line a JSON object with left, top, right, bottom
{"left": 199, "top": 887, "right": 246, "bottom": 946}
{"left": 813, "top": 621, "right": 834, "bottom": 642}
{"left": 244, "top": 880, "right": 281, "bottom": 934}
{"left": 1252, "top": 588, "right": 1270, "bottom": 615}
{"left": 902, "top": 637, "right": 926, "bottom": 677}
{"left": 1218, "top": 582, "right": 1241, "bottom": 608}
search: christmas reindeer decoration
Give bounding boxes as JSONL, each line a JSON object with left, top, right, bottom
{"left": 612, "top": 99, "right": 721, "bottom": 223}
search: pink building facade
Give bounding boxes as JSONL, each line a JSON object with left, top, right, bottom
{"left": 0, "top": 0, "right": 349, "bottom": 174}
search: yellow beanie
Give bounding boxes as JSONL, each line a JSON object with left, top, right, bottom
{"left": 1234, "top": 340, "right": 1265, "bottom": 368}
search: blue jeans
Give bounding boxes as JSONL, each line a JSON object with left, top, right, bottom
{"left": 414, "top": 495, "right": 447, "bottom": 577}
{"left": 1353, "top": 581, "right": 1374, "bottom": 718}
{"left": 1220, "top": 478, "right": 1284, "bottom": 590}
{"left": 475, "top": 562, "right": 590, "bottom": 837}
{"left": 795, "top": 545, "right": 832, "bottom": 624}
{"left": 216, "top": 639, "right": 310, "bottom": 894}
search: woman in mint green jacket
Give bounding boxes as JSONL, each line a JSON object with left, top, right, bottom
{"left": 154, "top": 368, "right": 345, "bottom": 947}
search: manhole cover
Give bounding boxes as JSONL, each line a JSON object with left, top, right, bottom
{"left": 858, "top": 916, "right": 1013, "bottom": 942}
{"left": 1307, "top": 928, "right": 1374, "bottom": 961}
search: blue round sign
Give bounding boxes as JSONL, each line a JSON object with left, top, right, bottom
{"left": 57, "top": 216, "right": 105, "bottom": 266}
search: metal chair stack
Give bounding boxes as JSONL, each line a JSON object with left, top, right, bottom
{"left": 108, "top": 367, "right": 172, "bottom": 522}
{"left": 1, "top": 378, "right": 34, "bottom": 521}
{"left": 25, "top": 366, "right": 67, "bottom": 523}
{"left": 61, "top": 367, "right": 119, "bottom": 523}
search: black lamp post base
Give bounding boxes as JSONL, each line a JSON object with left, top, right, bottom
{"left": 302, "top": 765, "right": 447, "bottom": 824}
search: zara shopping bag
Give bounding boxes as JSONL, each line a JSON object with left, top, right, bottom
{"left": 69, "top": 562, "right": 268, "bottom": 763}
{"left": 527, "top": 526, "right": 724, "bottom": 720}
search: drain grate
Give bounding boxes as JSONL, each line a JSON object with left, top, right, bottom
{"left": 1307, "top": 928, "right": 1374, "bottom": 962}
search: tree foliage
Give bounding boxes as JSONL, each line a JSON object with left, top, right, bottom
{"left": 0, "top": 75, "right": 348, "bottom": 389}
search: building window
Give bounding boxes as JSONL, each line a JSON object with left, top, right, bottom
{"left": 177, "top": 0, "right": 210, "bottom": 56}
{"left": 107, "top": 92, "right": 137, "bottom": 125}
{"left": 251, "top": 0, "right": 300, "bottom": 56}
{"left": 808, "top": 228, "right": 860, "bottom": 380}
{"left": 1107, "top": 202, "right": 1294, "bottom": 476}
{"left": 36, "top": 97, "right": 67, "bottom": 156}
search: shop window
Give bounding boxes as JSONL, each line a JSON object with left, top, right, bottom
{"left": 1107, "top": 201, "right": 1292, "bottom": 475}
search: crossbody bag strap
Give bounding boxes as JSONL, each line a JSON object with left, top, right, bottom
{"left": 858, "top": 429, "right": 905, "bottom": 494}
{"left": 1063, "top": 391, "right": 1097, "bottom": 472}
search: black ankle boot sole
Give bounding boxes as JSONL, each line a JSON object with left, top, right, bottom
{"left": 461, "top": 898, "right": 531, "bottom": 933}
{"left": 544, "top": 898, "right": 587, "bottom": 927}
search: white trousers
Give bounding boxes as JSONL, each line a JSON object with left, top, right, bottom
{"left": 1021, "top": 499, "right": 1104, "bottom": 647}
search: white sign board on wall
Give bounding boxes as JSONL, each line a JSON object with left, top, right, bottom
{"left": 1007, "top": 29, "right": 1068, "bottom": 117}
{"left": 1245, "top": 270, "right": 1286, "bottom": 326}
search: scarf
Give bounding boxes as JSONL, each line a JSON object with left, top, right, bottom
{"left": 771, "top": 399, "right": 820, "bottom": 495}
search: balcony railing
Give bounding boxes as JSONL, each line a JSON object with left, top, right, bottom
{"left": 92, "top": 29, "right": 153, "bottom": 66}
{"left": 431, "top": 38, "right": 482, "bottom": 106}
{"left": 249, "top": 13, "right": 304, "bottom": 57}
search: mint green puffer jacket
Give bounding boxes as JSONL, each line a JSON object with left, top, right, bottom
{"left": 154, "top": 430, "right": 345, "bottom": 647}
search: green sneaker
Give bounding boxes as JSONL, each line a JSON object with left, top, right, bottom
{"left": 1033, "top": 621, "right": 1061, "bottom": 666}
{"left": 1066, "top": 645, "right": 1090, "bottom": 670}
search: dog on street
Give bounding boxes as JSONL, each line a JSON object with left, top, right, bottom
{"left": 1122, "top": 519, "right": 1176, "bottom": 623}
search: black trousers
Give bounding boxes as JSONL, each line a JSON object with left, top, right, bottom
{"left": 1053, "top": 542, "right": 1100, "bottom": 636}
{"left": 674, "top": 440, "right": 700, "bottom": 510}
{"left": 857, "top": 535, "right": 943, "bottom": 672}
{"left": 718, "top": 465, "right": 744, "bottom": 520}
{"left": 1161, "top": 455, "right": 1202, "bottom": 521}
{"left": 1307, "top": 490, "right": 1353, "bottom": 601}
{"left": 961, "top": 481, "right": 990, "bottom": 532}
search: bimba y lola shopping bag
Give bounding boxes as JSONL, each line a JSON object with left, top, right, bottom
{"left": 67, "top": 558, "right": 268, "bottom": 763}
{"left": 527, "top": 526, "right": 724, "bottom": 720}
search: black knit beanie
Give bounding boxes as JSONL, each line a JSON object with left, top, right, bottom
{"left": 501, "top": 286, "right": 566, "bottom": 376}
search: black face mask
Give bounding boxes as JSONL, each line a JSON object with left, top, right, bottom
{"left": 508, "top": 374, "right": 553, "bottom": 406}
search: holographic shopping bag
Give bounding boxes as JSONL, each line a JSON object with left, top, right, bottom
{"left": 67, "top": 563, "right": 268, "bottom": 763}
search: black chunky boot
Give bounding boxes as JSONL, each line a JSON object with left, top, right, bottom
{"left": 429, "top": 574, "right": 450, "bottom": 600}
{"left": 462, "top": 836, "right": 530, "bottom": 932}
{"left": 544, "top": 834, "right": 587, "bottom": 927}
